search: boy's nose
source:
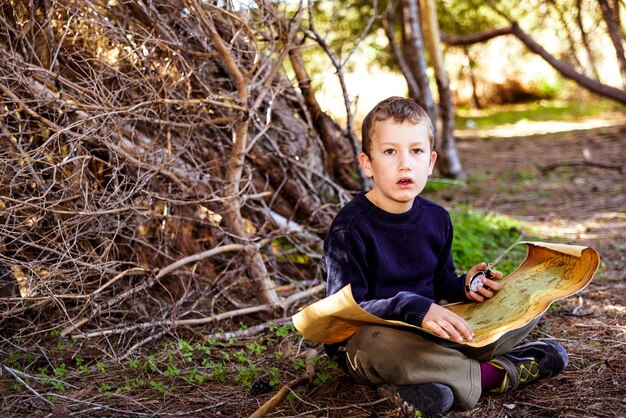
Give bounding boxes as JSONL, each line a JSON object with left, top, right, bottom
{"left": 398, "top": 152, "right": 412, "bottom": 170}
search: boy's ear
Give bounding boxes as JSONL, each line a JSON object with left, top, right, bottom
{"left": 428, "top": 151, "right": 437, "bottom": 175}
{"left": 358, "top": 152, "right": 373, "bottom": 178}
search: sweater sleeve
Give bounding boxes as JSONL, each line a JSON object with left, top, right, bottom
{"left": 324, "top": 228, "right": 434, "bottom": 326}
{"left": 433, "top": 215, "right": 469, "bottom": 303}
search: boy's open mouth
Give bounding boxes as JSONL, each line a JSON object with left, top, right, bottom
{"left": 397, "top": 177, "right": 413, "bottom": 185}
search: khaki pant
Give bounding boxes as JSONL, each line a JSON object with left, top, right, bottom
{"left": 344, "top": 317, "right": 540, "bottom": 410}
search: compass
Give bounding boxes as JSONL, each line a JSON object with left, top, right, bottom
{"left": 466, "top": 268, "right": 493, "bottom": 293}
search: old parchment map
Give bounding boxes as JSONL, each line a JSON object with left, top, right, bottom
{"left": 293, "top": 242, "right": 599, "bottom": 347}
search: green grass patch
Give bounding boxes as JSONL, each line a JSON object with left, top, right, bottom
{"left": 423, "top": 178, "right": 466, "bottom": 193}
{"left": 451, "top": 206, "right": 528, "bottom": 275}
{"left": 455, "top": 99, "right": 622, "bottom": 130}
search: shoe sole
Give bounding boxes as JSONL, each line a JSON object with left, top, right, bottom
{"left": 378, "top": 382, "right": 454, "bottom": 417}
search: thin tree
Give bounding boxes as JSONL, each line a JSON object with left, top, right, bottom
{"left": 419, "top": 0, "right": 464, "bottom": 178}
{"left": 598, "top": 0, "right": 626, "bottom": 88}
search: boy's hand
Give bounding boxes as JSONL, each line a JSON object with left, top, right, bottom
{"left": 422, "top": 303, "right": 474, "bottom": 342}
{"left": 465, "top": 262, "right": 503, "bottom": 302}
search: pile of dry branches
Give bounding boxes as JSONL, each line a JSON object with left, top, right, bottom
{"left": 0, "top": 0, "right": 359, "bottom": 354}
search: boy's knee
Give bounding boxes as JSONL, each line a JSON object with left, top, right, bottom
{"left": 348, "top": 325, "right": 390, "bottom": 352}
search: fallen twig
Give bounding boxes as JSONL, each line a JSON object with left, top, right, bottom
{"left": 2, "top": 365, "right": 53, "bottom": 406}
{"left": 206, "top": 317, "right": 292, "bottom": 342}
{"left": 540, "top": 147, "right": 624, "bottom": 173}
{"left": 70, "top": 282, "right": 324, "bottom": 340}
{"left": 61, "top": 244, "right": 250, "bottom": 337}
{"left": 249, "top": 348, "right": 317, "bottom": 418}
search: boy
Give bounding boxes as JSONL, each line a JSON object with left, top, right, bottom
{"left": 323, "top": 97, "right": 568, "bottom": 417}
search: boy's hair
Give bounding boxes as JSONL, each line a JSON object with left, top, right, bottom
{"left": 361, "top": 96, "right": 435, "bottom": 158}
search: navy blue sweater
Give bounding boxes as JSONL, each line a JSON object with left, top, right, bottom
{"left": 324, "top": 193, "right": 468, "bottom": 328}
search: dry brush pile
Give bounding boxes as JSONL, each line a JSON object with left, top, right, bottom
{"left": 1, "top": 0, "right": 360, "bottom": 375}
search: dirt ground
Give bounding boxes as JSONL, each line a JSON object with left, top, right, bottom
{"left": 268, "top": 122, "right": 626, "bottom": 418}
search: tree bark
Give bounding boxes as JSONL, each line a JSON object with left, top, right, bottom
{"left": 441, "top": 26, "right": 514, "bottom": 46}
{"left": 400, "top": 0, "right": 438, "bottom": 135}
{"left": 576, "top": 0, "right": 602, "bottom": 81}
{"left": 598, "top": 0, "right": 626, "bottom": 88}
{"left": 548, "top": 0, "right": 587, "bottom": 74}
{"left": 419, "top": 0, "right": 464, "bottom": 178}
{"left": 288, "top": 45, "right": 363, "bottom": 192}
{"left": 463, "top": 46, "right": 483, "bottom": 109}
{"left": 383, "top": 0, "right": 421, "bottom": 101}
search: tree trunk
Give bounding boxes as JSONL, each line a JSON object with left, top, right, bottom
{"left": 399, "top": 0, "right": 438, "bottom": 135}
{"left": 548, "top": 0, "right": 587, "bottom": 74}
{"left": 598, "top": 0, "right": 626, "bottom": 88}
{"left": 463, "top": 46, "right": 483, "bottom": 109}
{"left": 419, "top": 0, "right": 464, "bottom": 178}
{"left": 383, "top": 0, "right": 421, "bottom": 100}
{"left": 576, "top": 0, "right": 602, "bottom": 81}
{"left": 288, "top": 45, "right": 364, "bottom": 192}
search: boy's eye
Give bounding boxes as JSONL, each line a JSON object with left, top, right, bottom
{"left": 383, "top": 149, "right": 396, "bottom": 155}
{"left": 412, "top": 148, "right": 424, "bottom": 154}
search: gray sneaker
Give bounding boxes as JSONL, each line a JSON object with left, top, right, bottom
{"left": 489, "top": 339, "right": 569, "bottom": 393}
{"left": 378, "top": 382, "right": 454, "bottom": 417}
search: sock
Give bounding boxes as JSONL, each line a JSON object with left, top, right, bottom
{"left": 480, "top": 361, "right": 506, "bottom": 390}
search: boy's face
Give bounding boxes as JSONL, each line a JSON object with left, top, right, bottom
{"left": 359, "top": 119, "right": 436, "bottom": 214}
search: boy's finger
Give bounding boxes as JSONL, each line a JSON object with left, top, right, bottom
{"left": 482, "top": 278, "right": 501, "bottom": 291}
{"left": 490, "top": 269, "right": 504, "bottom": 279}
{"left": 439, "top": 322, "right": 461, "bottom": 342}
{"left": 469, "top": 290, "right": 485, "bottom": 302}
{"left": 423, "top": 320, "right": 450, "bottom": 340}
{"left": 447, "top": 316, "right": 473, "bottom": 341}
{"left": 478, "top": 287, "right": 494, "bottom": 299}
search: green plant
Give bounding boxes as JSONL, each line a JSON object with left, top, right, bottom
{"left": 246, "top": 341, "right": 266, "bottom": 356}
{"left": 49, "top": 380, "right": 66, "bottom": 394}
{"left": 7, "top": 351, "right": 22, "bottom": 367}
{"left": 270, "top": 323, "right": 294, "bottom": 338}
{"left": 164, "top": 364, "right": 180, "bottom": 378}
{"left": 10, "top": 383, "right": 23, "bottom": 392}
{"left": 149, "top": 380, "right": 165, "bottom": 393}
{"left": 183, "top": 368, "right": 205, "bottom": 384}
{"left": 145, "top": 355, "right": 158, "bottom": 373}
{"left": 237, "top": 366, "right": 261, "bottom": 388}
{"left": 96, "top": 362, "right": 106, "bottom": 373}
{"left": 36, "top": 367, "right": 50, "bottom": 380}
{"left": 293, "top": 358, "right": 306, "bottom": 371}
{"left": 178, "top": 340, "right": 194, "bottom": 362}
{"left": 194, "top": 342, "right": 212, "bottom": 356}
{"left": 98, "top": 383, "right": 112, "bottom": 393}
{"left": 211, "top": 363, "right": 228, "bottom": 383}
{"left": 424, "top": 178, "right": 465, "bottom": 193}
{"left": 314, "top": 371, "right": 333, "bottom": 385}
{"left": 503, "top": 170, "right": 537, "bottom": 181}
{"left": 233, "top": 350, "right": 253, "bottom": 366}
{"left": 450, "top": 206, "right": 527, "bottom": 275}
{"left": 53, "top": 364, "right": 67, "bottom": 379}
{"left": 268, "top": 367, "right": 281, "bottom": 386}
{"left": 115, "top": 384, "right": 131, "bottom": 393}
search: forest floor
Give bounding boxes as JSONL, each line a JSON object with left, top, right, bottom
{"left": 260, "top": 121, "right": 626, "bottom": 418}
{"left": 1, "top": 121, "right": 624, "bottom": 418}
